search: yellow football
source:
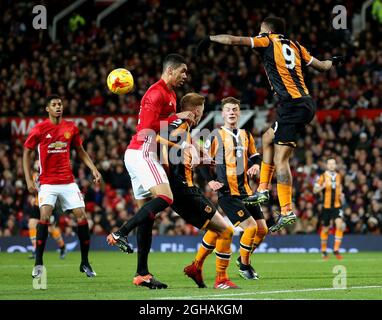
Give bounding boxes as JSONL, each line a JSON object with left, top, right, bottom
{"left": 106, "top": 68, "right": 134, "bottom": 95}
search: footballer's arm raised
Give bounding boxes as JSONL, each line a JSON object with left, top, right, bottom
{"left": 210, "top": 35, "right": 253, "bottom": 46}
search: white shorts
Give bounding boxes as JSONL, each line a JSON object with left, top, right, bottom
{"left": 124, "top": 148, "right": 169, "bottom": 199}
{"left": 38, "top": 183, "right": 85, "bottom": 212}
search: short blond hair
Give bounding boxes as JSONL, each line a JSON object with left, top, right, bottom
{"left": 180, "top": 93, "right": 205, "bottom": 111}
{"left": 221, "top": 97, "right": 240, "bottom": 109}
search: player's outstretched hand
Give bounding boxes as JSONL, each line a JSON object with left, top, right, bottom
{"left": 92, "top": 169, "right": 102, "bottom": 184}
{"left": 208, "top": 180, "right": 224, "bottom": 192}
{"left": 196, "top": 36, "right": 211, "bottom": 56}
{"left": 330, "top": 56, "right": 344, "bottom": 66}
{"left": 247, "top": 164, "right": 260, "bottom": 178}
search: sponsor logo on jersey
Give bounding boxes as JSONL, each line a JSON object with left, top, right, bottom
{"left": 47, "top": 141, "right": 68, "bottom": 153}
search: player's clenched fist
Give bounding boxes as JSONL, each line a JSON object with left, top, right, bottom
{"left": 92, "top": 169, "right": 102, "bottom": 184}
{"left": 26, "top": 180, "right": 38, "bottom": 194}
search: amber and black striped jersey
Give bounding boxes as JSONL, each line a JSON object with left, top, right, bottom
{"left": 201, "top": 127, "right": 260, "bottom": 197}
{"left": 251, "top": 33, "right": 313, "bottom": 101}
{"left": 315, "top": 171, "right": 342, "bottom": 209}
{"left": 158, "top": 118, "right": 194, "bottom": 189}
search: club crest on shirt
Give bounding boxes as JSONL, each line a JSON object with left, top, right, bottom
{"left": 237, "top": 210, "right": 245, "bottom": 217}
{"left": 64, "top": 131, "right": 71, "bottom": 139}
{"left": 204, "top": 205, "right": 212, "bottom": 213}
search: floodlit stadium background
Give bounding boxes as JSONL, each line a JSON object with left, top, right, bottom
{"left": 1, "top": 1, "right": 381, "bottom": 251}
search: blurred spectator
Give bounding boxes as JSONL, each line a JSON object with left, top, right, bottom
{"left": 1, "top": 1, "right": 381, "bottom": 117}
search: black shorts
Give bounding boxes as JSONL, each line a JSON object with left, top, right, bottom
{"left": 30, "top": 206, "right": 40, "bottom": 220}
{"left": 272, "top": 96, "right": 316, "bottom": 147}
{"left": 218, "top": 196, "right": 264, "bottom": 227}
{"left": 172, "top": 187, "right": 216, "bottom": 230}
{"left": 321, "top": 208, "right": 344, "bottom": 226}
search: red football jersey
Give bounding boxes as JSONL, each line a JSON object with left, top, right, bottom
{"left": 24, "top": 119, "right": 82, "bottom": 185}
{"left": 128, "top": 79, "right": 178, "bottom": 151}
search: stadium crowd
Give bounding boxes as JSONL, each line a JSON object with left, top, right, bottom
{"left": 1, "top": 0, "right": 382, "bottom": 237}
{"left": 1, "top": 0, "right": 382, "bottom": 116}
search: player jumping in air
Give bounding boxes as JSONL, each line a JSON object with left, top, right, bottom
{"left": 196, "top": 17, "right": 344, "bottom": 233}
{"left": 195, "top": 97, "right": 268, "bottom": 280}
{"left": 106, "top": 54, "right": 196, "bottom": 289}
{"left": 314, "top": 158, "right": 345, "bottom": 260}
{"left": 23, "top": 95, "right": 101, "bottom": 279}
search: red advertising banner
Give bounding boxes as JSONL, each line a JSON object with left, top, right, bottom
{"left": 9, "top": 115, "right": 137, "bottom": 137}
{"left": 7, "top": 110, "right": 382, "bottom": 138}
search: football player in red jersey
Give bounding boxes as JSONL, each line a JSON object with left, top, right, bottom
{"left": 106, "top": 54, "right": 195, "bottom": 288}
{"left": 23, "top": 95, "right": 102, "bottom": 279}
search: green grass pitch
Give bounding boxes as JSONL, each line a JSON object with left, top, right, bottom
{"left": 1, "top": 251, "right": 382, "bottom": 300}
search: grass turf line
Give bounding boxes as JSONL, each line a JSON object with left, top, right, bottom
{"left": 0, "top": 252, "right": 381, "bottom": 300}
